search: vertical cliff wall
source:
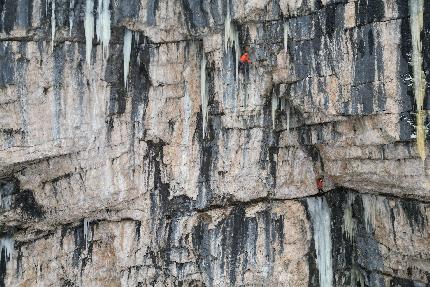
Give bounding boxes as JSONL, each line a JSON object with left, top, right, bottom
{"left": 0, "top": 0, "right": 430, "bottom": 286}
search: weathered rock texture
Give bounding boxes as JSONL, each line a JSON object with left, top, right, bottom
{"left": 1, "top": 0, "right": 430, "bottom": 286}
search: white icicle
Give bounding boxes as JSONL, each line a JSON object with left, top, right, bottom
{"left": 85, "top": 0, "right": 95, "bottom": 64}
{"left": 362, "top": 194, "right": 386, "bottom": 233}
{"left": 342, "top": 193, "right": 356, "bottom": 241}
{"left": 0, "top": 236, "right": 14, "bottom": 260}
{"left": 362, "top": 194, "right": 377, "bottom": 233}
{"left": 83, "top": 218, "right": 90, "bottom": 249}
{"left": 96, "top": 0, "right": 112, "bottom": 60}
{"left": 284, "top": 22, "right": 289, "bottom": 53}
{"left": 224, "top": 3, "right": 231, "bottom": 52}
{"left": 307, "top": 197, "right": 333, "bottom": 287}
{"left": 201, "top": 53, "right": 208, "bottom": 137}
{"left": 69, "top": 0, "right": 75, "bottom": 36}
{"left": 134, "top": 31, "right": 140, "bottom": 47}
{"left": 235, "top": 31, "right": 240, "bottom": 80}
{"left": 272, "top": 94, "right": 278, "bottom": 129}
{"left": 51, "top": 0, "right": 56, "bottom": 51}
{"left": 224, "top": 1, "right": 240, "bottom": 80}
{"left": 280, "top": 97, "right": 285, "bottom": 111}
{"left": 123, "top": 29, "right": 133, "bottom": 89}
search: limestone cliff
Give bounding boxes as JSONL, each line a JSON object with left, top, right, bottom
{"left": 1, "top": 0, "right": 430, "bottom": 286}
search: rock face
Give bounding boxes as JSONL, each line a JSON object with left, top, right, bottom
{"left": 1, "top": 0, "right": 430, "bottom": 286}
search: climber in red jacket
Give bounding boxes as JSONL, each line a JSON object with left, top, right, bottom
{"left": 316, "top": 176, "right": 324, "bottom": 192}
{"left": 239, "top": 46, "right": 251, "bottom": 77}
{"left": 240, "top": 51, "right": 251, "bottom": 64}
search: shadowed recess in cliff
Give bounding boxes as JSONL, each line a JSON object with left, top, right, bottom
{"left": 196, "top": 56, "right": 219, "bottom": 209}
{"left": 259, "top": 93, "right": 281, "bottom": 189}
{"left": 106, "top": 32, "right": 150, "bottom": 145}
{"left": 146, "top": 0, "right": 159, "bottom": 25}
{"left": 128, "top": 36, "right": 151, "bottom": 151}
{"left": 182, "top": 0, "right": 209, "bottom": 30}
{"left": 145, "top": 140, "right": 171, "bottom": 235}
{"left": 306, "top": 189, "right": 430, "bottom": 287}
{"left": 355, "top": 0, "right": 385, "bottom": 26}
{"left": 1, "top": 178, "right": 44, "bottom": 218}
{"left": 351, "top": 25, "right": 386, "bottom": 115}
{"left": 68, "top": 220, "right": 95, "bottom": 271}
{"left": 192, "top": 204, "right": 285, "bottom": 286}
{"left": 0, "top": 43, "right": 15, "bottom": 87}
{"left": 0, "top": 0, "right": 17, "bottom": 34}
{"left": 116, "top": 0, "right": 140, "bottom": 21}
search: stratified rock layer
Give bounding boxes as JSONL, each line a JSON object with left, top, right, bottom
{"left": 0, "top": 0, "right": 429, "bottom": 286}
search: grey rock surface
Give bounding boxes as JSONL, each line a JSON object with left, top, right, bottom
{"left": 0, "top": 0, "right": 429, "bottom": 286}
